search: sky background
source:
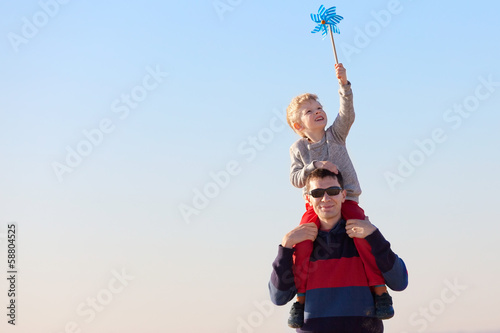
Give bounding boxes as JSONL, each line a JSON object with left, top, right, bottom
{"left": 1, "top": 0, "right": 499, "bottom": 332}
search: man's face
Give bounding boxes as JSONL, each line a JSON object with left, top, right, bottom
{"left": 307, "top": 176, "right": 346, "bottom": 223}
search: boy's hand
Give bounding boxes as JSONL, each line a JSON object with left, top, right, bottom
{"left": 345, "top": 217, "right": 377, "bottom": 239}
{"left": 314, "top": 161, "right": 338, "bottom": 174}
{"left": 335, "top": 63, "right": 348, "bottom": 86}
{"left": 281, "top": 223, "right": 318, "bottom": 249}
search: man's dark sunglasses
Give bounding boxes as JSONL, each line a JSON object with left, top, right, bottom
{"left": 309, "top": 186, "right": 343, "bottom": 198}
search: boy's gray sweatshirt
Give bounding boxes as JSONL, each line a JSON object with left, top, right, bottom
{"left": 289, "top": 82, "right": 362, "bottom": 202}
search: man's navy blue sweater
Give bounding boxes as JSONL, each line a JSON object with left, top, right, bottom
{"left": 268, "top": 220, "right": 408, "bottom": 333}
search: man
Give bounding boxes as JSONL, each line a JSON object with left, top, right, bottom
{"left": 268, "top": 169, "right": 408, "bottom": 332}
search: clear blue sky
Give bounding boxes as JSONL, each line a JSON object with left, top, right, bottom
{"left": 1, "top": 1, "right": 499, "bottom": 332}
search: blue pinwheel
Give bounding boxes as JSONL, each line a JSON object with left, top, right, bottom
{"left": 310, "top": 5, "right": 343, "bottom": 63}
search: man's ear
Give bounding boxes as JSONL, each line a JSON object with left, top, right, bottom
{"left": 340, "top": 189, "right": 347, "bottom": 203}
{"left": 303, "top": 192, "right": 311, "bottom": 204}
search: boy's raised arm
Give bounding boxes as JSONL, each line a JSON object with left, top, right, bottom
{"left": 336, "top": 63, "right": 348, "bottom": 86}
{"left": 330, "top": 63, "right": 355, "bottom": 142}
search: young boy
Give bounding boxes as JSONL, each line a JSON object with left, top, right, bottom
{"left": 285, "top": 63, "right": 394, "bottom": 328}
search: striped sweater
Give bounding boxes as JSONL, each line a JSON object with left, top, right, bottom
{"left": 268, "top": 219, "right": 408, "bottom": 333}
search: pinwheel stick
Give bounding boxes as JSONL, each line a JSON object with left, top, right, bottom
{"left": 328, "top": 25, "right": 339, "bottom": 64}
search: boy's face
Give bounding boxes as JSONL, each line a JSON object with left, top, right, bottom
{"left": 297, "top": 100, "right": 327, "bottom": 132}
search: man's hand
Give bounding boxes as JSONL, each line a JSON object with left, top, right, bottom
{"left": 314, "top": 161, "right": 338, "bottom": 174}
{"left": 335, "top": 63, "right": 348, "bottom": 86}
{"left": 282, "top": 223, "right": 318, "bottom": 249}
{"left": 345, "top": 217, "right": 377, "bottom": 239}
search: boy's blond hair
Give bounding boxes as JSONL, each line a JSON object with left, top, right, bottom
{"left": 286, "top": 93, "right": 320, "bottom": 138}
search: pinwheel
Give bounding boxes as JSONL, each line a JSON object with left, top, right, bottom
{"left": 310, "top": 5, "right": 343, "bottom": 64}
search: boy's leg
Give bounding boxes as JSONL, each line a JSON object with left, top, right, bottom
{"left": 341, "top": 200, "right": 386, "bottom": 287}
{"left": 293, "top": 203, "right": 320, "bottom": 299}
{"left": 288, "top": 204, "right": 318, "bottom": 328}
{"left": 342, "top": 200, "right": 393, "bottom": 319}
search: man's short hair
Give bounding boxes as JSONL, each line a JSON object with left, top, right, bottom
{"left": 306, "top": 169, "right": 344, "bottom": 192}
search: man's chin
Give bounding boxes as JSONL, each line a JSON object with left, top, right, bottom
{"left": 318, "top": 211, "right": 338, "bottom": 219}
